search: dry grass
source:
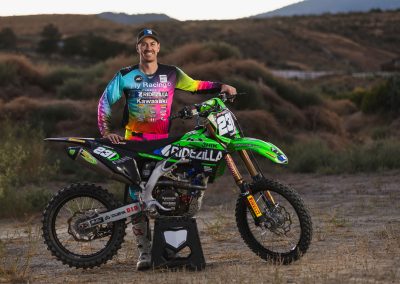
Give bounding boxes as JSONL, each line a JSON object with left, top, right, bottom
{"left": 0, "top": 171, "right": 399, "bottom": 283}
{"left": 0, "top": 224, "right": 39, "bottom": 283}
{"left": 324, "top": 99, "right": 358, "bottom": 116}
{"left": 235, "top": 110, "right": 281, "bottom": 139}
{"left": 304, "top": 106, "right": 344, "bottom": 135}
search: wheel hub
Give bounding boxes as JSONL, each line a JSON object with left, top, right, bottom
{"left": 68, "top": 211, "right": 99, "bottom": 241}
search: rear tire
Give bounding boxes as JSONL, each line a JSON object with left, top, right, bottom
{"left": 235, "top": 178, "right": 312, "bottom": 264}
{"left": 42, "top": 183, "right": 126, "bottom": 268}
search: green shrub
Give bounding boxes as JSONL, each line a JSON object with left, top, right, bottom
{"left": 287, "top": 139, "right": 334, "bottom": 173}
{"left": 203, "top": 41, "right": 242, "bottom": 61}
{"left": 343, "top": 139, "right": 400, "bottom": 172}
{"left": 0, "top": 55, "right": 43, "bottom": 87}
{"left": 353, "top": 76, "right": 400, "bottom": 115}
{"left": 0, "top": 62, "right": 17, "bottom": 86}
{"left": 360, "top": 83, "right": 386, "bottom": 113}
{"left": 57, "top": 78, "right": 87, "bottom": 99}
{"left": 371, "top": 126, "right": 390, "bottom": 140}
{"left": 225, "top": 77, "right": 265, "bottom": 110}
{"left": 287, "top": 137, "right": 400, "bottom": 174}
{"left": 226, "top": 60, "right": 321, "bottom": 108}
{"left": 28, "top": 102, "right": 80, "bottom": 135}
{"left": 42, "top": 66, "right": 81, "bottom": 89}
{"left": 0, "top": 120, "right": 58, "bottom": 217}
{"left": 264, "top": 76, "right": 321, "bottom": 108}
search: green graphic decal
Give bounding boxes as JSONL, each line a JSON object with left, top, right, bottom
{"left": 80, "top": 150, "right": 97, "bottom": 164}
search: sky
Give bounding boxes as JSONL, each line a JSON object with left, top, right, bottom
{"left": 0, "top": 0, "right": 303, "bottom": 20}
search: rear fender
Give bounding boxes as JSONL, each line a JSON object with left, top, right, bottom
{"left": 228, "top": 138, "right": 288, "bottom": 164}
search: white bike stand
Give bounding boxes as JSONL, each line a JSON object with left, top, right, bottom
{"left": 151, "top": 216, "right": 205, "bottom": 270}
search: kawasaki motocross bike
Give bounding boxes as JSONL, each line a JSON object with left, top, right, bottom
{"left": 42, "top": 93, "right": 312, "bottom": 268}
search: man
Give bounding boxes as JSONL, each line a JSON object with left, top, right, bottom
{"left": 97, "top": 28, "right": 236, "bottom": 270}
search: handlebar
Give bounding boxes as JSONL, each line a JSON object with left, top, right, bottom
{"left": 169, "top": 92, "right": 245, "bottom": 121}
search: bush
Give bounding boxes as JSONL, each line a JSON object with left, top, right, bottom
{"left": 218, "top": 59, "right": 321, "bottom": 108}
{"left": 287, "top": 139, "right": 334, "bottom": 173}
{"left": 57, "top": 78, "right": 87, "bottom": 99}
{"left": 42, "top": 66, "right": 81, "bottom": 89}
{"left": 0, "top": 61, "right": 18, "bottom": 86}
{"left": 61, "top": 34, "right": 128, "bottom": 60}
{"left": 287, "top": 137, "right": 400, "bottom": 174}
{"left": 37, "top": 23, "right": 62, "bottom": 54}
{"left": 203, "top": 41, "right": 242, "bottom": 61}
{"left": 0, "top": 55, "right": 42, "bottom": 87}
{"left": 31, "top": 102, "right": 80, "bottom": 135}
{"left": 164, "top": 41, "right": 241, "bottom": 66}
{"left": 352, "top": 76, "right": 400, "bottom": 115}
{"left": 0, "top": 27, "right": 17, "bottom": 50}
{"left": 224, "top": 77, "right": 265, "bottom": 110}
{"left": 0, "top": 120, "right": 58, "bottom": 217}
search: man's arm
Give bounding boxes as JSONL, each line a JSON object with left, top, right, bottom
{"left": 98, "top": 72, "right": 124, "bottom": 141}
{"left": 175, "top": 67, "right": 236, "bottom": 95}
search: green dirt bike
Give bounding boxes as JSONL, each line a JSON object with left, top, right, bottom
{"left": 42, "top": 93, "right": 312, "bottom": 268}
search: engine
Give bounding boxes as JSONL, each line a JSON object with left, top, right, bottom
{"left": 153, "top": 184, "right": 204, "bottom": 217}
{"left": 141, "top": 161, "right": 208, "bottom": 217}
{"left": 142, "top": 160, "right": 207, "bottom": 217}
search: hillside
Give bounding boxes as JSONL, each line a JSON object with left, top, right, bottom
{"left": 254, "top": 0, "right": 400, "bottom": 17}
{"left": 97, "top": 12, "right": 175, "bottom": 25}
{"left": 0, "top": 14, "right": 133, "bottom": 44}
{"left": 1, "top": 10, "right": 399, "bottom": 71}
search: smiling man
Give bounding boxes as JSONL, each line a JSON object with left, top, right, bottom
{"left": 97, "top": 28, "right": 236, "bottom": 270}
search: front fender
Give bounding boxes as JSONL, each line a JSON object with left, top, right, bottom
{"left": 228, "top": 137, "right": 288, "bottom": 164}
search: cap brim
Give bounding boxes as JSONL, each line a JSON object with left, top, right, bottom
{"left": 137, "top": 35, "right": 159, "bottom": 44}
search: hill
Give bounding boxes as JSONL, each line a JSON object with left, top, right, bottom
{"left": 97, "top": 12, "right": 175, "bottom": 25}
{"left": 1, "top": 10, "right": 399, "bottom": 71}
{"left": 254, "top": 0, "right": 400, "bottom": 18}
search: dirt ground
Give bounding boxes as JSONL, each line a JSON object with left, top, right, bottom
{"left": 1, "top": 171, "right": 399, "bottom": 283}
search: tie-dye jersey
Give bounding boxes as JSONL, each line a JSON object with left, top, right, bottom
{"left": 98, "top": 64, "right": 221, "bottom": 139}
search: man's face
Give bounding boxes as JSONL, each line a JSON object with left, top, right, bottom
{"left": 136, "top": 37, "right": 160, "bottom": 63}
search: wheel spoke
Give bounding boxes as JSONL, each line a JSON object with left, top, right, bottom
{"left": 54, "top": 196, "right": 113, "bottom": 257}
{"left": 241, "top": 184, "right": 305, "bottom": 257}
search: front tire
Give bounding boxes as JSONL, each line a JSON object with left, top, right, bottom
{"left": 235, "top": 179, "right": 312, "bottom": 264}
{"left": 42, "top": 183, "right": 126, "bottom": 268}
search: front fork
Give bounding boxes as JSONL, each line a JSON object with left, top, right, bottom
{"left": 225, "top": 150, "right": 275, "bottom": 223}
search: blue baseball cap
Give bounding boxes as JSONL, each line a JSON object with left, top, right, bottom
{"left": 137, "top": 28, "right": 160, "bottom": 44}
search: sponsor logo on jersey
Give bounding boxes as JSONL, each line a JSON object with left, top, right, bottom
{"left": 159, "top": 75, "right": 168, "bottom": 83}
{"left": 134, "top": 75, "right": 143, "bottom": 83}
{"left": 142, "top": 81, "right": 172, "bottom": 88}
{"left": 137, "top": 98, "right": 168, "bottom": 104}
{"left": 159, "top": 145, "right": 223, "bottom": 162}
{"left": 137, "top": 91, "right": 168, "bottom": 98}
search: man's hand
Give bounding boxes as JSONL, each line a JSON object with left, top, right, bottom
{"left": 104, "top": 133, "right": 125, "bottom": 144}
{"left": 221, "top": 84, "right": 237, "bottom": 96}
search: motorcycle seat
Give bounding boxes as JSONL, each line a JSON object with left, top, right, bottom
{"left": 96, "top": 136, "right": 182, "bottom": 153}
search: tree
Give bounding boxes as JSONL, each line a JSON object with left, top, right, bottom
{"left": 0, "top": 27, "right": 17, "bottom": 50}
{"left": 37, "top": 24, "right": 61, "bottom": 54}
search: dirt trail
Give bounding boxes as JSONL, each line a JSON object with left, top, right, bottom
{"left": 1, "top": 171, "right": 399, "bottom": 283}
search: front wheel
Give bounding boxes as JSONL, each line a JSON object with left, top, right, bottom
{"left": 235, "top": 178, "right": 312, "bottom": 264}
{"left": 42, "top": 183, "right": 126, "bottom": 268}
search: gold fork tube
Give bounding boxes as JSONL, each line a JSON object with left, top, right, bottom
{"left": 238, "top": 150, "right": 259, "bottom": 177}
{"left": 225, "top": 154, "right": 244, "bottom": 185}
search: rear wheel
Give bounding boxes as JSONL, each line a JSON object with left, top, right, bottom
{"left": 235, "top": 178, "right": 312, "bottom": 264}
{"left": 42, "top": 183, "right": 126, "bottom": 268}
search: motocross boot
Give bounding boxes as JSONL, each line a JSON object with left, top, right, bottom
{"left": 132, "top": 214, "right": 152, "bottom": 270}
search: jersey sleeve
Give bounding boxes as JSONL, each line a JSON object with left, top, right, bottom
{"left": 97, "top": 72, "right": 124, "bottom": 136}
{"left": 175, "top": 67, "right": 222, "bottom": 94}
